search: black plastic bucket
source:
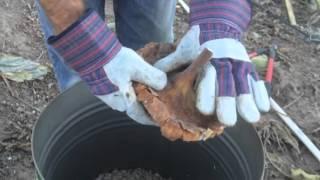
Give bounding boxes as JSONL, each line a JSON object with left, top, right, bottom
{"left": 32, "top": 82, "right": 265, "bottom": 180}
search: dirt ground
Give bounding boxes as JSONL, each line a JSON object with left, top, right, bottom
{"left": 0, "top": 0, "right": 319, "bottom": 179}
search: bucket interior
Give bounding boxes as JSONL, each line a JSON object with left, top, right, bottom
{"left": 32, "top": 83, "right": 264, "bottom": 180}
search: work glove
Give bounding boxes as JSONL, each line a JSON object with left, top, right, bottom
{"left": 155, "top": 0, "right": 270, "bottom": 126}
{"left": 47, "top": 10, "right": 167, "bottom": 125}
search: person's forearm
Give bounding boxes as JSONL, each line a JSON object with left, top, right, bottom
{"left": 40, "top": 0, "right": 85, "bottom": 34}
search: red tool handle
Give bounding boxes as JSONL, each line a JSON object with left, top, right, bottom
{"left": 265, "top": 57, "right": 274, "bottom": 83}
{"left": 264, "top": 47, "right": 276, "bottom": 96}
{"left": 265, "top": 47, "right": 276, "bottom": 83}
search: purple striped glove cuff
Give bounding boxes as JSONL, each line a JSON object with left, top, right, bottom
{"left": 199, "top": 23, "right": 242, "bottom": 43}
{"left": 190, "top": 0, "right": 251, "bottom": 42}
{"left": 48, "top": 10, "right": 121, "bottom": 95}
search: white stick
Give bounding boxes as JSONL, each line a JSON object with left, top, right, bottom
{"left": 178, "top": 0, "right": 190, "bottom": 14}
{"left": 284, "top": 0, "right": 297, "bottom": 26}
{"left": 270, "top": 98, "right": 320, "bottom": 162}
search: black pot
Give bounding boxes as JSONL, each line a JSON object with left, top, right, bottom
{"left": 32, "top": 82, "right": 265, "bottom": 180}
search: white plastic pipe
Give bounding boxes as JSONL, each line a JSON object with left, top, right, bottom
{"left": 178, "top": 0, "right": 190, "bottom": 13}
{"left": 270, "top": 98, "right": 320, "bottom": 162}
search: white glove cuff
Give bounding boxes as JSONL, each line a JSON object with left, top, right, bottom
{"left": 201, "top": 38, "right": 250, "bottom": 62}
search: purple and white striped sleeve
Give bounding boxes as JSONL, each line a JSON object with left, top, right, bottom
{"left": 48, "top": 9, "right": 121, "bottom": 95}
{"left": 190, "top": 0, "right": 252, "bottom": 42}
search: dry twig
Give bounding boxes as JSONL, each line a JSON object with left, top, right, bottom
{"left": 1, "top": 75, "right": 41, "bottom": 112}
{"left": 285, "top": 0, "right": 297, "bottom": 26}
{"left": 312, "top": 127, "right": 320, "bottom": 133}
{"left": 283, "top": 93, "right": 304, "bottom": 109}
{"left": 1, "top": 75, "right": 16, "bottom": 96}
{"left": 265, "top": 152, "right": 292, "bottom": 178}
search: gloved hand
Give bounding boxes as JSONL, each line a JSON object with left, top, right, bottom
{"left": 155, "top": 0, "right": 270, "bottom": 126}
{"left": 47, "top": 10, "right": 167, "bottom": 125}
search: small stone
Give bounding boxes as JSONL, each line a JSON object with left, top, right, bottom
{"left": 252, "top": 32, "right": 261, "bottom": 41}
{"left": 17, "top": 107, "right": 24, "bottom": 112}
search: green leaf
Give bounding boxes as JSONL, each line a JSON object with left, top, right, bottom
{"left": 291, "top": 169, "right": 320, "bottom": 180}
{"left": 0, "top": 54, "right": 49, "bottom": 82}
{"left": 251, "top": 55, "right": 268, "bottom": 73}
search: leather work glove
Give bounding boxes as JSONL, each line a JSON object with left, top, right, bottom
{"left": 155, "top": 0, "right": 270, "bottom": 126}
{"left": 40, "top": 0, "right": 167, "bottom": 125}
